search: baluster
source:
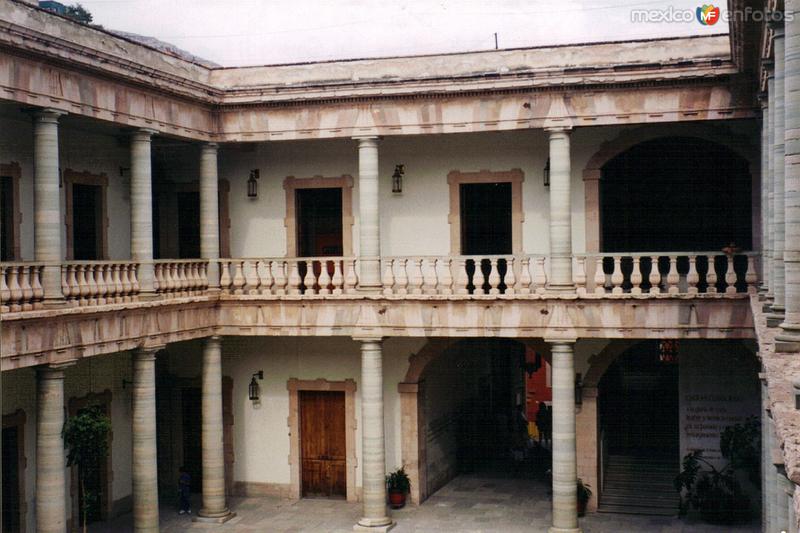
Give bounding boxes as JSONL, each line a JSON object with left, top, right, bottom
{"left": 611, "top": 257, "right": 624, "bottom": 295}
{"left": 519, "top": 258, "right": 532, "bottom": 295}
{"left": 287, "top": 261, "right": 302, "bottom": 295}
{"left": 95, "top": 265, "right": 108, "bottom": 305}
{"left": 575, "top": 256, "right": 586, "bottom": 296}
{"left": 488, "top": 259, "right": 501, "bottom": 295}
{"left": 110, "top": 264, "right": 122, "bottom": 303}
{"left": 302, "top": 260, "right": 316, "bottom": 295}
{"left": 0, "top": 266, "right": 9, "bottom": 312}
{"left": 219, "top": 261, "right": 232, "bottom": 292}
{"left": 175, "top": 262, "right": 187, "bottom": 296}
{"left": 687, "top": 256, "right": 699, "bottom": 295}
{"left": 534, "top": 257, "right": 548, "bottom": 295}
{"left": 331, "top": 260, "right": 343, "bottom": 296}
{"left": 60, "top": 265, "right": 70, "bottom": 303}
{"left": 440, "top": 258, "right": 454, "bottom": 295}
{"left": 161, "top": 262, "right": 172, "bottom": 296}
{"left": 273, "top": 261, "right": 288, "bottom": 296}
{"left": 153, "top": 263, "right": 162, "bottom": 293}
{"left": 423, "top": 258, "right": 439, "bottom": 295}
{"left": 318, "top": 260, "right": 332, "bottom": 295}
{"left": 232, "top": 260, "right": 246, "bottom": 295}
{"left": 382, "top": 259, "right": 395, "bottom": 296}
{"left": 630, "top": 257, "right": 642, "bottom": 295}
{"left": 32, "top": 265, "right": 44, "bottom": 308}
{"left": 745, "top": 255, "right": 758, "bottom": 294}
{"left": 344, "top": 259, "right": 358, "bottom": 293}
{"left": 118, "top": 264, "right": 130, "bottom": 302}
{"left": 19, "top": 265, "right": 32, "bottom": 311}
{"left": 395, "top": 259, "right": 409, "bottom": 295}
{"left": 89, "top": 265, "right": 101, "bottom": 304}
{"left": 409, "top": 259, "right": 424, "bottom": 295}
{"left": 246, "top": 260, "right": 261, "bottom": 295}
{"left": 129, "top": 264, "right": 141, "bottom": 301}
{"left": 648, "top": 256, "right": 661, "bottom": 294}
{"left": 455, "top": 259, "right": 470, "bottom": 295}
{"left": 473, "top": 260, "right": 487, "bottom": 296}
{"left": 192, "top": 262, "right": 203, "bottom": 293}
{"left": 260, "top": 260, "right": 274, "bottom": 296}
{"left": 706, "top": 255, "right": 718, "bottom": 294}
{"left": 593, "top": 257, "right": 606, "bottom": 295}
{"left": 667, "top": 257, "right": 680, "bottom": 295}
{"left": 7, "top": 266, "right": 21, "bottom": 311}
{"left": 725, "top": 255, "right": 737, "bottom": 295}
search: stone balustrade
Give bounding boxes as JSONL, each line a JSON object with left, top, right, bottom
{"left": 218, "top": 257, "right": 358, "bottom": 296}
{"left": 575, "top": 252, "right": 758, "bottom": 296}
{"left": 0, "top": 263, "right": 44, "bottom": 311}
{"left": 62, "top": 261, "right": 140, "bottom": 306}
{"left": 0, "top": 252, "right": 759, "bottom": 313}
{"left": 154, "top": 260, "right": 209, "bottom": 297}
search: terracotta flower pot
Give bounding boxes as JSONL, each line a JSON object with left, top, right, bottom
{"left": 389, "top": 490, "right": 406, "bottom": 509}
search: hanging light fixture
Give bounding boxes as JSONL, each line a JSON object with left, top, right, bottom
{"left": 392, "top": 164, "right": 404, "bottom": 194}
{"left": 543, "top": 158, "right": 550, "bottom": 187}
{"left": 658, "top": 339, "right": 679, "bottom": 364}
{"left": 249, "top": 370, "right": 264, "bottom": 402}
{"left": 247, "top": 169, "right": 260, "bottom": 198}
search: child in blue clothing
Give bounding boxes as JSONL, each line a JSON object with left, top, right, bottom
{"left": 178, "top": 466, "right": 191, "bottom": 515}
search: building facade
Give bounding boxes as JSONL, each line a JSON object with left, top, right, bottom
{"left": 0, "top": 0, "right": 797, "bottom": 532}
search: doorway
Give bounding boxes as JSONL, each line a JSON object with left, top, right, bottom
{"left": 71, "top": 183, "right": 103, "bottom": 260}
{"left": 299, "top": 390, "right": 346, "bottom": 498}
{"left": 177, "top": 191, "right": 201, "bottom": 259}
{"left": 2, "top": 411, "right": 25, "bottom": 533}
{"left": 460, "top": 182, "right": 512, "bottom": 293}
{"left": 296, "top": 187, "right": 343, "bottom": 257}
{"left": 181, "top": 387, "right": 203, "bottom": 493}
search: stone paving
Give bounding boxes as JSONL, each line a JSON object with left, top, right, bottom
{"left": 89, "top": 474, "right": 761, "bottom": 533}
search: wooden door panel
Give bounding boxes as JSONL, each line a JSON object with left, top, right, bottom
{"left": 299, "top": 391, "right": 346, "bottom": 498}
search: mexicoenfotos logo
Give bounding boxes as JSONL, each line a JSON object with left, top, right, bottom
{"left": 696, "top": 4, "right": 721, "bottom": 25}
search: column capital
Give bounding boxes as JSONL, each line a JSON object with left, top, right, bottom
{"left": 354, "top": 336, "right": 384, "bottom": 345}
{"left": 130, "top": 128, "right": 158, "bottom": 142}
{"left": 546, "top": 338, "right": 577, "bottom": 347}
{"left": 544, "top": 125, "right": 573, "bottom": 135}
{"left": 133, "top": 344, "right": 164, "bottom": 360}
{"left": 201, "top": 142, "right": 219, "bottom": 152}
{"left": 30, "top": 107, "right": 66, "bottom": 123}
{"left": 36, "top": 359, "right": 77, "bottom": 378}
{"left": 353, "top": 135, "right": 381, "bottom": 145}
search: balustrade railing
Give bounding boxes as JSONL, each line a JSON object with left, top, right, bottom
{"left": 575, "top": 252, "right": 758, "bottom": 296}
{"left": 154, "top": 260, "right": 209, "bottom": 297}
{"left": 0, "top": 263, "right": 44, "bottom": 311}
{"left": 381, "top": 255, "right": 549, "bottom": 296}
{"left": 218, "top": 257, "right": 358, "bottom": 296}
{"left": 61, "top": 261, "right": 140, "bottom": 306}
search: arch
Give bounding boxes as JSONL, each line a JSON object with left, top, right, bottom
{"left": 582, "top": 124, "right": 758, "bottom": 253}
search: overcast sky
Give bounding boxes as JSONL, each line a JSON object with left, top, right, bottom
{"left": 78, "top": 0, "right": 730, "bottom": 66}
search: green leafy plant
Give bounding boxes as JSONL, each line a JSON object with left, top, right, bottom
{"left": 674, "top": 417, "right": 759, "bottom": 524}
{"left": 386, "top": 467, "right": 411, "bottom": 494}
{"left": 577, "top": 478, "right": 592, "bottom": 504}
{"left": 63, "top": 406, "right": 111, "bottom": 533}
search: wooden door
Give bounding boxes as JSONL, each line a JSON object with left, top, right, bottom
{"left": 300, "top": 391, "right": 346, "bottom": 498}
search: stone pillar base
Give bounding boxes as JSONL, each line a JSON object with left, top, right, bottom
{"left": 776, "top": 328, "right": 800, "bottom": 352}
{"left": 354, "top": 520, "right": 395, "bottom": 532}
{"left": 548, "top": 528, "right": 581, "bottom": 533}
{"left": 767, "top": 313, "right": 786, "bottom": 328}
{"left": 764, "top": 301, "right": 775, "bottom": 313}
{"left": 193, "top": 511, "right": 236, "bottom": 524}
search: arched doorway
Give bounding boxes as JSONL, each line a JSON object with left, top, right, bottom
{"left": 600, "top": 136, "right": 752, "bottom": 253}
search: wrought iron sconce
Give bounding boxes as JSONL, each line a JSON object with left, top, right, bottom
{"left": 392, "top": 164, "right": 404, "bottom": 194}
{"left": 543, "top": 158, "right": 550, "bottom": 187}
{"left": 249, "top": 370, "right": 264, "bottom": 402}
{"left": 247, "top": 169, "right": 260, "bottom": 198}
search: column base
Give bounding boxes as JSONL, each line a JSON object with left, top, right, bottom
{"left": 138, "top": 291, "right": 161, "bottom": 302}
{"left": 193, "top": 510, "right": 236, "bottom": 524}
{"left": 354, "top": 521, "right": 395, "bottom": 532}
{"left": 548, "top": 527, "right": 581, "bottom": 533}
{"left": 42, "top": 298, "right": 68, "bottom": 309}
{"left": 766, "top": 312, "right": 786, "bottom": 328}
{"left": 775, "top": 325, "right": 800, "bottom": 353}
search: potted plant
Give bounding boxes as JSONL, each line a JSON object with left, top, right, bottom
{"left": 386, "top": 467, "right": 411, "bottom": 509}
{"left": 577, "top": 479, "right": 592, "bottom": 517}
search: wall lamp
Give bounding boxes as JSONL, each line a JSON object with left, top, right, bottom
{"left": 247, "top": 169, "right": 260, "bottom": 198}
{"left": 392, "top": 164, "right": 404, "bottom": 194}
{"left": 249, "top": 370, "right": 264, "bottom": 402}
{"left": 543, "top": 158, "right": 550, "bottom": 187}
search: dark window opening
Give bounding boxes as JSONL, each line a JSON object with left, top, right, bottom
{"left": 72, "top": 183, "right": 102, "bottom": 260}
{"left": 297, "top": 188, "right": 343, "bottom": 257}
{"left": 2, "top": 425, "right": 20, "bottom": 533}
{"left": 460, "top": 183, "right": 512, "bottom": 293}
{"left": 0, "top": 176, "right": 14, "bottom": 261}
{"left": 177, "top": 191, "right": 200, "bottom": 259}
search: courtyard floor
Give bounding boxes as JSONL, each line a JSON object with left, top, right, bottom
{"left": 89, "top": 473, "right": 761, "bottom": 533}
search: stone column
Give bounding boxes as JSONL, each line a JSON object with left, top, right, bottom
{"left": 777, "top": 469, "right": 791, "bottom": 532}
{"left": 767, "top": 71, "right": 777, "bottom": 310}
{"left": 768, "top": 416, "right": 780, "bottom": 528}
{"left": 132, "top": 347, "right": 160, "bottom": 533}
{"left": 36, "top": 363, "right": 72, "bottom": 533}
{"left": 546, "top": 128, "right": 575, "bottom": 291}
{"left": 760, "top": 95, "right": 772, "bottom": 296}
{"left": 131, "top": 130, "right": 157, "bottom": 297}
{"left": 33, "top": 109, "right": 65, "bottom": 305}
{"left": 355, "top": 137, "right": 382, "bottom": 290}
{"left": 200, "top": 143, "right": 221, "bottom": 289}
{"left": 779, "top": 0, "right": 800, "bottom": 350}
{"left": 548, "top": 341, "right": 580, "bottom": 533}
{"left": 761, "top": 375, "right": 773, "bottom": 532}
{"left": 769, "top": 22, "right": 788, "bottom": 327}
{"left": 354, "top": 338, "right": 394, "bottom": 532}
{"left": 197, "top": 336, "right": 234, "bottom": 522}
